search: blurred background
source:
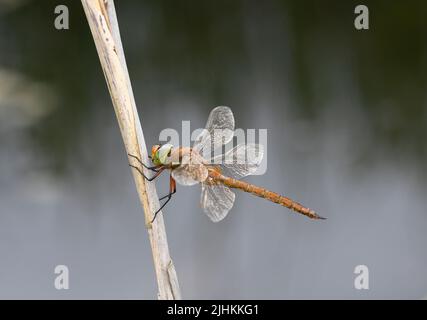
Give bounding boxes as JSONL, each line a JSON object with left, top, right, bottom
{"left": 0, "top": 0, "right": 426, "bottom": 299}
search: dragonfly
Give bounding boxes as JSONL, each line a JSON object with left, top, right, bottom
{"left": 129, "top": 106, "right": 325, "bottom": 223}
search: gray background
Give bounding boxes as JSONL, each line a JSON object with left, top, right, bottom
{"left": 0, "top": 0, "right": 426, "bottom": 299}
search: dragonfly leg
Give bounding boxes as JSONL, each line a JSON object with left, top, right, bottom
{"left": 159, "top": 188, "right": 177, "bottom": 201}
{"left": 128, "top": 153, "right": 159, "bottom": 172}
{"left": 151, "top": 175, "right": 176, "bottom": 223}
{"left": 129, "top": 165, "right": 165, "bottom": 181}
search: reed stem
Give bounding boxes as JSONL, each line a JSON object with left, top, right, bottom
{"left": 81, "top": 0, "right": 181, "bottom": 299}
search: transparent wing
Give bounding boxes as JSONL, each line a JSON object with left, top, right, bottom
{"left": 200, "top": 182, "right": 235, "bottom": 222}
{"left": 211, "top": 143, "right": 264, "bottom": 179}
{"left": 193, "top": 106, "right": 235, "bottom": 155}
{"left": 171, "top": 153, "right": 208, "bottom": 186}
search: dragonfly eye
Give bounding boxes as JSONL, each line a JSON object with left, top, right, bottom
{"left": 151, "top": 145, "right": 161, "bottom": 159}
{"left": 157, "top": 143, "right": 174, "bottom": 164}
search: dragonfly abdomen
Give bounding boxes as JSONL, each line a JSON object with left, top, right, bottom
{"left": 212, "top": 172, "right": 324, "bottom": 220}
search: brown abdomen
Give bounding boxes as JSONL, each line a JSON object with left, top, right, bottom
{"left": 211, "top": 171, "right": 324, "bottom": 220}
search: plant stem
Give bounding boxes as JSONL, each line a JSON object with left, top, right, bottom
{"left": 81, "top": 0, "right": 181, "bottom": 299}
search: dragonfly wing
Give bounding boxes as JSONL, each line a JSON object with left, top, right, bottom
{"left": 193, "top": 106, "right": 235, "bottom": 155}
{"left": 171, "top": 154, "right": 209, "bottom": 186}
{"left": 201, "top": 182, "right": 236, "bottom": 222}
{"left": 212, "top": 143, "right": 264, "bottom": 178}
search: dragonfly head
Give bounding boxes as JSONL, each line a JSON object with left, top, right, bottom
{"left": 151, "top": 143, "right": 173, "bottom": 165}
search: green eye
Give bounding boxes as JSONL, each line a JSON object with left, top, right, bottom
{"left": 156, "top": 144, "right": 173, "bottom": 164}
